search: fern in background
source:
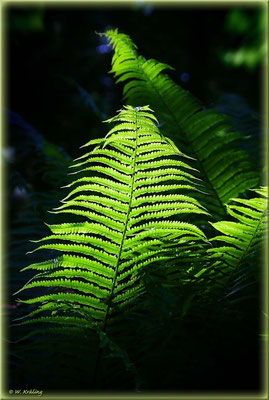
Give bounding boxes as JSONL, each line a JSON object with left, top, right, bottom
{"left": 105, "top": 29, "right": 260, "bottom": 220}
{"left": 214, "top": 93, "right": 263, "bottom": 176}
{"left": 7, "top": 110, "right": 71, "bottom": 301}
{"left": 6, "top": 110, "right": 73, "bottom": 387}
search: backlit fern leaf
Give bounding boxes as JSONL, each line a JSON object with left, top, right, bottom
{"left": 16, "top": 105, "right": 208, "bottom": 331}
{"left": 204, "top": 187, "right": 267, "bottom": 304}
{"left": 209, "top": 186, "right": 267, "bottom": 267}
{"left": 105, "top": 29, "right": 259, "bottom": 220}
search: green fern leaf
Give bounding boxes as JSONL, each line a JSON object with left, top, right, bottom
{"left": 209, "top": 186, "right": 267, "bottom": 267}
{"left": 105, "top": 29, "right": 260, "bottom": 219}
{"left": 17, "top": 105, "right": 208, "bottom": 331}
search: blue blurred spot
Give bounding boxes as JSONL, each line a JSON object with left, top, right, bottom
{"left": 96, "top": 44, "right": 112, "bottom": 54}
{"left": 144, "top": 5, "right": 153, "bottom": 16}
{"left": 3, "top": 146, "right": 15, "bottom": 163}
{"left": 180, "top": 72, "right": 190, "bottom": 83}
{"left": 13, "top": 186, "right": 27, "bottom": 200}
{"left": 100, "top": 76, "right": 113, "bottom": 87}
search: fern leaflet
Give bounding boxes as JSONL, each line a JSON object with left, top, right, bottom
{"left": 209, "top": 186, "right": 267, "bottom": 267}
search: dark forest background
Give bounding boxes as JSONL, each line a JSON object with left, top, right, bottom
{"left": 4, "top": 3, "right": 266, "bottom": 395}
{"left": 6, "top": 4, "right": 264, "bottom": 157}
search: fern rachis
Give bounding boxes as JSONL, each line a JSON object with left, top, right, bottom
{"left": 16, "top": 105, "right": 208, "bottom": 333}
{"left": 105, "top": 29, "right": 259, "bottom": 219}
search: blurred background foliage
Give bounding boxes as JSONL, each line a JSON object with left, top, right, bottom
{"left": 220, "top": 8, "right": 266, "bottom": 70}
{"left": 4, "top": 2, "right": 266, "bottom": 393}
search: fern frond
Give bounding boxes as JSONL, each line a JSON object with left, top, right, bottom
{"left": 18, "top": 105, "right": 208, "bottom": 330}
{"left": 209, "top": 187, "right": 267, "bottom": 267}
{"left": 105, "top": 29, "right": 260, "bottom": 219}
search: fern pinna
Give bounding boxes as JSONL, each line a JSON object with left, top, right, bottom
{"left": 183, "top": 185, "right": 267, "bottom": 308}
{"left": 104, "top": 29, "right": 259, "bottom": 220}
{"left": 207, "top": 187, "right": 267, "bottom": 297}
{"left": 15, "top": 105, "right": 208, "bottom": 331}
{"left": 209, "top": 187, "right": 267, "bottom": 266}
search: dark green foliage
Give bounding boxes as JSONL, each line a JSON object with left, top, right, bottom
{"left": 7, "top": 111, "right": 71, "bottom": 299}
{"left": 220, "top": 8, "right": 266, "bottom": 71}
{"left": 7, "top": 111, "right": 72, "bottom": 389}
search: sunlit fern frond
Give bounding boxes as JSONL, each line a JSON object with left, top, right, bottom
{"left": 207, "top": 187, "right": 267, "bottom": 301}
{"left": 105, "top": 29, "right": 260, "bottom": 220}
{"left": 209, "top": 186, "right": 267, "bottom": 266}
{"left": 15, "top": 105, "right": 208, "bottom": 332}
